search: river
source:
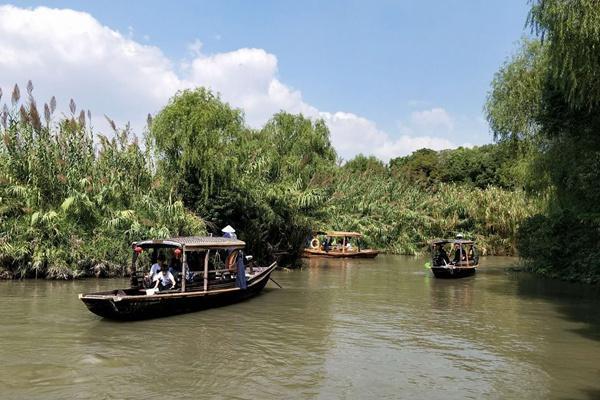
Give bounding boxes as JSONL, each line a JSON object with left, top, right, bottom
{"left": 1, "top": 255, "right": 599, "bottom": 399}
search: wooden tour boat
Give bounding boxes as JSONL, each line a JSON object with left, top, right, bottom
{"left": 80, "top": 236, "right": 277, "bottom": 320}
{"left": 428, "top": 237, "right": 479, "bottom": 279}
{"left": 302, "top": 231, "right": 379, "bottom": 259}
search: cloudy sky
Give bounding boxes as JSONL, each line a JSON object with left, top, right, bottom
{"left": 0, "top": 1, "right": 529, "bottom": 161}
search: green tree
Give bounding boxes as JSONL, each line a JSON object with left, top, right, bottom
{"left": 486, "top": 0, "right": 600, "bottom": 282}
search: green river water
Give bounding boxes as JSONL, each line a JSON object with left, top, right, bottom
{"left": 0, "top": 255, "right": 599, "bottom": 399}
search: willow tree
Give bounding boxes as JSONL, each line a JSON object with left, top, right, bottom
{"left": 486, "top": 0, "right": 600, "bottom": 282}
{"left": 150, "top": 89, "right": 338, "bottom": 264}
{"left": 149, "top": 88, "right": 245, "bottom": 210}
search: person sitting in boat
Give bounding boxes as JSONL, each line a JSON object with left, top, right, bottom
{"left": 153, "top": 267, "right": 176, "bottom": 291}
{"left": 169, "top": 250, "right": 182, "bottom": 274}
{"left": 149, "top": 253, "right": 165, "bottom": 276}
{"left": 323, "top": 237, "right": 331, "bottom": 252}
{"left": 434, "top": 244, "right": 450, "bottom": 265}
{"left": 451, "top": 243, "right": 466, "bottom": 265}
{"left": 143, "top": 253, "right": 166, "bottom": 287}
{"left": 346, "top": 240, "right": 353, "bottom": 251}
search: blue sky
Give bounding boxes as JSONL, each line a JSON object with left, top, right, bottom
{"left": 1, "top": 1, "right": 531, "bottom": 160}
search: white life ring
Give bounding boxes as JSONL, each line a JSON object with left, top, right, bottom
{"left": 310, "top": 238, "right": 320, "bottom": 249}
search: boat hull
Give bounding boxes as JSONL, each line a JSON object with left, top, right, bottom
{"left": 430, "top": 266, "right": 476, "bottom": 279}
{"left": 80, "top": 265, "right": 275, "bottom": 321}
{"left": 301, "top": 249, "right": 379, "bottom": 259}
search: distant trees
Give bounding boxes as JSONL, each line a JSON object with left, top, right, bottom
{"left": 389, "top": 144, "right": 520, "bottom": 190}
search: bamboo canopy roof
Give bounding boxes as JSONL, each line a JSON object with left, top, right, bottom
{"left": 134, "top": 236, "right": 246, "bottom": 250}
{"left": 432, "top": 238, "right": 476, "bottom": 245}
{"left": 313, "top": 231, "right": 363, "bottom": 238}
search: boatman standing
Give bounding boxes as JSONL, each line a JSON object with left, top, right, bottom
{"left": 222, "top": 225, "right": 237, "bottom": 239}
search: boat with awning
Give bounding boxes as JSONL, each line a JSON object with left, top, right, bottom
{"left": 79, "top": 236, "right": 277, "bottom": 320}
{"left": 302, "top": 231, "right": 379, "bottom": 259}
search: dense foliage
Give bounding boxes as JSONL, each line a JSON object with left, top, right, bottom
{"left": 149, "top": 89, "right": 336, "bottom": 265}
{"left": 486, "top": 0, "right": 600, "bottom": 282}
{"left": 0, "top": 83, "right": 539, "bottom": 279}
{"left": 388, "top": 143, "right": 524, "bottom": 190}
{"left": 0, "top": 83, "right": 204, "bottom": 279}
{"left": 149, "top": 88, "right": 538, "bottom": 265}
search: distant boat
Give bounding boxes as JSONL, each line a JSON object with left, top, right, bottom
{"left": 302, "top": 231, "right": 379, "bottom": 259}
{"left": 428, "top": 237, "right": 479, "bottom": 278}
{"left": 79, "top": 236, "right": 277, "bottom": 320}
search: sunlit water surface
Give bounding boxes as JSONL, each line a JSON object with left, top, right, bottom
{"left": 1, "top": 255, "right": 599, "bottom": 399}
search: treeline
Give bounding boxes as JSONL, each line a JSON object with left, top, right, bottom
{"left": 149, "top": 89, "right": 538, "bottom": 261}
{"left": 0, "top": 83, "right": 539, "bottom": 279}
{"left": 485, "top": 0, "right": 600, "bottom": 283}
{"left": 321, "top": 148, "right": 537, "bottom": 256}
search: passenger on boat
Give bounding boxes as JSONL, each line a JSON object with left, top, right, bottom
{"left": 143, "top": 253, "right": 166, "bottom": 287}
{"left": 169, "top": 251, "right": 182, "bottom": 275}
{"left": 323, "top": 238, "right": 331, "bottom": 252}
{"left": 149, "top": 253, "right": 165, "bottom": 277}
{"left": 451, "top": 243, "right": 466, "bottom": 265}
{"left": 435, "top": 244, "right": 450, "bottom": 265}
{"left": 346, "top": 240, "right": 353, "bottom": 251}
{"left": 153, "top": 268, "right": 176, "bottom": 291}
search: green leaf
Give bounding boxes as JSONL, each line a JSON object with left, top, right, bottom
{"left": 31, "top": 211, "right": 40, "bottom": 226}
{"left": 61, "top": 196, "right": 75, "bottom": 212}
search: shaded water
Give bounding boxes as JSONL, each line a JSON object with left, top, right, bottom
{"left": 1, "top": 255, "right": 599, "bottom": 399}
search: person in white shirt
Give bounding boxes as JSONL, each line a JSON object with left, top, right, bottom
{"left": 153, "top": 267, "right": 176, "bottom": 291}
{"left": 148, "top": 253, "right": 166, "bottom": 277}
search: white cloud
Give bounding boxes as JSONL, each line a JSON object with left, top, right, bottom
{"left": 317, "top": 111, "right": 458, "bottom": 161}
{"left": 410, "top": 107, "right": 454, "bottom": 136}
{"left": 187, "top": 39, "right": 203, "bottom": 57}
{"left": 0, "top": 5, "right": 466, "bottom": 161}
{"left": 0, "top": 5, "right": 181, "bottom": 131}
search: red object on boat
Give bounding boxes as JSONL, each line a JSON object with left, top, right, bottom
{"left": 174, "top": 248, "right": 182, "bottom": 256}
{"left": 134, "top": 246, "right": 143, "bottom": 254}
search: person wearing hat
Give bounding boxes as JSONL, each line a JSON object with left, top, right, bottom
{"left": 222, "top": 225, "right": 237, "bottom": 240}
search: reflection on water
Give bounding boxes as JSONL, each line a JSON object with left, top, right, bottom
{"left": 0, "top": 255, "right": 599, "bottom": 399}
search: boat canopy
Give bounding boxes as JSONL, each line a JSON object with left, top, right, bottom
{"left": 313, "top": 231, "right": 362, "bottom": 238}
{"left": 133, "top": 236, "right": 246, "bottom": 250}
{"left": 432, "top": 238, "right": 476, "bottom": 245}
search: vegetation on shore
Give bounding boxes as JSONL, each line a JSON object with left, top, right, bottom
{"left": 485, "top": 0, "right": 600, "bottom": 283}
{"left": 0, "top": 84, "right": 537, "bottom": 279}
{"left": 0, "top": 84, "right": 204, "bottom": 279}
{"left": 8, "top": 0, "right": 599, "bottom": 282}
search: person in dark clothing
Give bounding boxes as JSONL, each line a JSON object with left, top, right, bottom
{"left": 433, "top": 244, "right": 450, "bottom": 266}
{"left": 324, "top": 238, "right": 331, "bottom": 252}
{"left": 169, "top": 251, "right": 182, "bottom": 275}
{"left": 451, "top": 243, "right": 465, "bottom": 265}
{"left": 439, "top": 245, "right": 450, "bottom": 265}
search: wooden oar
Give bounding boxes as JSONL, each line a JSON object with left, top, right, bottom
{"left": 269, "top": 277, "right": 283, "bottom": 288}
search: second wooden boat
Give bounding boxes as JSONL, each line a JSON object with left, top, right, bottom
{"left": 302, "top": 231, "right": 379, "bottom": 259}
{"left": 428, "top": 237, "right": 479, "bottom": 279}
